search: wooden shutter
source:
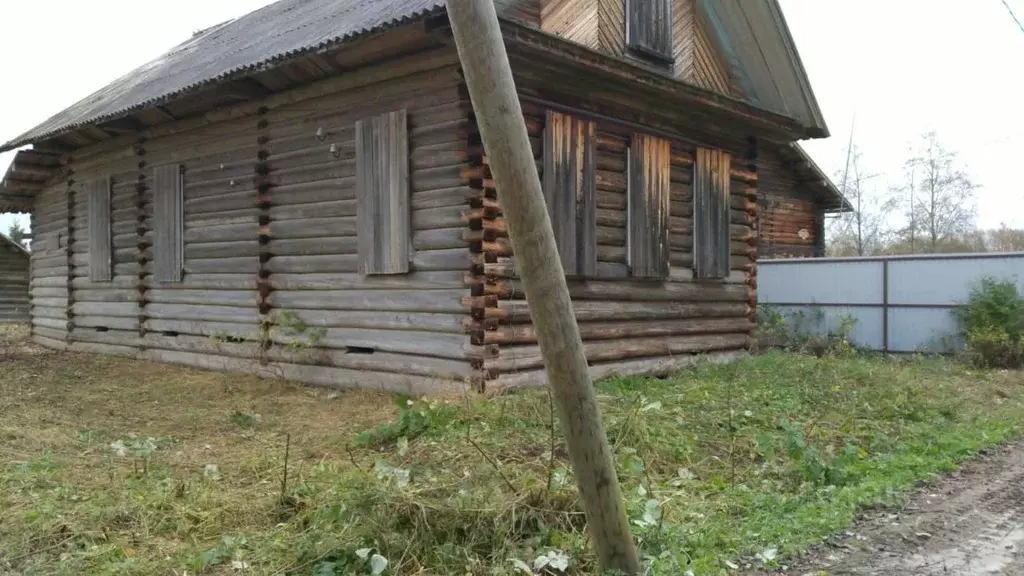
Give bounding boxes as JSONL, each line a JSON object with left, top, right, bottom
{"left": 694, "top": 147, "right": 731, "bottom": 278}
{"left": 627, "top": 0, "right": 672, "bottom": 62}
{"left": 86, "top": 178, "right": 112, "bottom": 282}
{"left": 627, "top": 134, "right": 671, "bottom": 278}
{"left": 153, "top": 164, "right": 184, "bottom": 282}
{"left": 356, "top": 109, "right": 410, "bottom": 275}
{"left": 543, "top": 111, "right": 597, "bottom": 277}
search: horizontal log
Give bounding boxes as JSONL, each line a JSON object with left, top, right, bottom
{"left": 184, "top": 257, "right": 258, "bottom": 275}
{"left": 186, "top": 240, "right": 261, "bottom": 259}
{"left": 73, "top": 315, "right": 140, "bottom": 330}
{"left": 487, "top": 349, "right": 749, "bottom": 392}
{"left": 413, "top": 205, "right": 467, "bottom": 230}
{"left": 415, "top": 227, "right": 468, "bottom": 250}
{"left": 269, "top": 289, "right": 466, "bottom": 312}
{"left": 411, "top": 186, "right": 480, "bottom": 210}
{"left": 146, "top": 303, "right": 260, "bottom": 323}
{"left": 266, "top": 254, "right": 357, "bottom": 274}
{"left": 269, "top": 199, "right": 357, "bottom": 221}
{"left": 483, "top": 300, "right": 748, "bottom": 323}
{"left": 143, "top": 350, "right": 468, "bottom": 395}
{"left": 273, "top": 308, "right": 465, "bottom": 334}
{"left": 273, "top": 327, "right": 477, "bottom": 361}
{"left": 476, "top": 317, "right": 753, "bottom": 344}
{"left": 269, "top": 271, "right": 463, "bottom": 290}
{"left": 32, "top": 335, "right": 67, "bottom": 350}
{"left": 31, "top": 326, "right": 67, "bottom": 341}
{"left": 487, "top": 333, "right": 750, "bottom": 373}
{"left": 144, "top": 318, "right": 261, "bottom": 339}
{"left": 145, "top": 289, "right": 257, "bottom": 306}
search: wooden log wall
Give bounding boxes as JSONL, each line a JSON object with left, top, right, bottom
{"left": 757, "top": 148, "right": 822, "bottom": 259}
{"left": 258, "top": 65, "right": 475, "bottom": 391}
{"left": 0, "top": 239, "right": 30, "bottom": 324}
{"left": 25, "top": 49, "right": 475, "bottom": 395}
{"left": 470, "top": 102, "right": 758, "bottom": 391}
{"left": 29, "top": 182, "right": 69, "bottom": 345}
{"left": 67, "top": 153, "right": 145, "bottom": 352}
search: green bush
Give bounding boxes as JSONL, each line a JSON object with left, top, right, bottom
{"left": 755, "top": 304, "right": 856, "bottom": 356}
{"left": 956, "top": 277, "right": 1024, "bottom": 368}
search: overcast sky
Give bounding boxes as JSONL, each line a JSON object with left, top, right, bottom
{"left": 1, "top": 0, "right": 1022, "bottom": 235}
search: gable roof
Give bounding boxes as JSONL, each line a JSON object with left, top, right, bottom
{"left": 0, "top": 0, "right": 827, "bottom": 153}
{"left": 700, "top": 0, "right": 827, "bottom": 137}
{"left": 0, "top": 0, "right": 445, "bottom": 153}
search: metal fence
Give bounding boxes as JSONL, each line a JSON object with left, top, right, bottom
{"left": 758, "top": 252, "right": 1024, "bottom": 353}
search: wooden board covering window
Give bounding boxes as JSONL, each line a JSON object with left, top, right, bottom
{"left": 544, "top": 111, "right": 597, "bottom": 277}
{"left": 153, "top": 164, "right": 184, "bottom": 282}
{"left": 627, "top": 133, "right": 671, "bottom": 278}
{"left": 694, "top": 148, "right": 731, "bottom": 278}
{"left": 86, "top": 178, "right": 112, "bottom": 282}
{"left": 355, "top": 109, "right": 410, "bottom": 275}
{"left": 627, "top": 0, "right": 673, "bottom": 62}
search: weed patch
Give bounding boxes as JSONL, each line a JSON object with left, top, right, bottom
{"left": 0, "top": 329, "right": 1022, "bottom": 574}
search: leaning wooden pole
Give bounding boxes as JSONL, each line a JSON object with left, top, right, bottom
{"left": 445, "top": 1, "right": 641, "bottom": 572}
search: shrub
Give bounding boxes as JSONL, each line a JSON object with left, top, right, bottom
{"left": 755, "top": 304, "right": 856, "bottom": 356}
{"left": 956, "top": 277, "right": 1024, "bottom": 368}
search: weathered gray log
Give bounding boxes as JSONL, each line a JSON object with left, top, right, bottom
{"left": 479, "top": 317, "right": 754, "bottom": 344}
{"left": 146, "top": 303, "right": 260, "bottom": 323}
{"left": 184, "top": 257, "right": 258, "bottom": 274}
{"left": 489, "top": 300, "right": 748, "bottom": 323}
{"left": 487, "top": 333, "right": 750, "bottom": 372}
{"left": 269, "top": 271, "right": 463, "bottom": 290}
{"left": 267, "top": 237, "right": 358, "bottom": 257}
{"left": 269, "top": 289, "right": 466, "bottom": 312}
{"left": 488, "top": 349, "right": 750, "bottom": 390}
{"left": 145, "top": 290, "right": 257, "bottom": 306}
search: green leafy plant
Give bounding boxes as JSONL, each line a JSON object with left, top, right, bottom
{"left": 756, "top": 304, "right": 856, "bottom": 356}
{"left": 356, "top": 396, "right": 458, "bottom": 448}
{"left": 955, "top": 277, "right": 1024, "bottom": 368}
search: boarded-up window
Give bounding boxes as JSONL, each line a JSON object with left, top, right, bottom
{"left": 153, "top": 164, "right": 184, "bottom": 282}
{"left": 543, "top": 111, "right": 597, "bottom": 277}
{"left": 627, "top": 0, "right": 673, "bottom": 62}
{"left": 693, "top": 148, "right": 731, "bottom": 278}
{"left": 627, "top": 134, "right": 671, "bottom": 278}
{"left": 86, "top": 178, "right": 112, "bottom": 282}
{"left": 356, "top": 109, "right": 410, "bottom": 275}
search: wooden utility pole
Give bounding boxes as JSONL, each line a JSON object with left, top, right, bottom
{"left": 444, "top": 0, "right": 641, "bottom": 573}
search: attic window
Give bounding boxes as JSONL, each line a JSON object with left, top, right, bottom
{"left": 626, "top": 0, "right": 673, "bottom": 64}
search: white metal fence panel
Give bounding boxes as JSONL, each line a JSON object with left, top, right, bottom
{"left": 759, "top": 252, "right": 1024, "bottom": 353}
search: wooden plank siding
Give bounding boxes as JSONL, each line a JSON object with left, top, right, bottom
{"left": 543, "top": 111, "right": 596, "bottom": 277}
{"left": 152, "top": 164, "right": 184, "bottom": 282}
{"left": 85, "top": 178, "right": 112, "bottom": 282}
{"left": 627, "top": 133, "right": 671, "bottom": 279}
{"left": 693, "top": 148, "right": 732, "bottom": 278}
{"left": 355, "top": 109, "right": 411, "bottom": 275}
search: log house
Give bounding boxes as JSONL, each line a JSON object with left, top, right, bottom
{"left": 0, "top": 0, "right": 846, "bottom": 392}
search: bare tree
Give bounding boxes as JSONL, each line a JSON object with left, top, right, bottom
{"left": 897, "top": 132, "right": 978, "bottom": 253}
{"left": 987, "top": 224, "right": 1024, "bottom": 252}
{"left": 6, "top": 221, "right": 28, "bottom": 249}
{"left": 827, "top": 145, "right": 890, "bottom": 256}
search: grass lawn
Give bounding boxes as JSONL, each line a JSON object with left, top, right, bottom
{"left": 1, "top": 325, "right": 1023, "bottom": 575}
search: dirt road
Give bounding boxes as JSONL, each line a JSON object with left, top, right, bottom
{"left": 791, "top": 442, "right": 1024, "bottom": 575}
